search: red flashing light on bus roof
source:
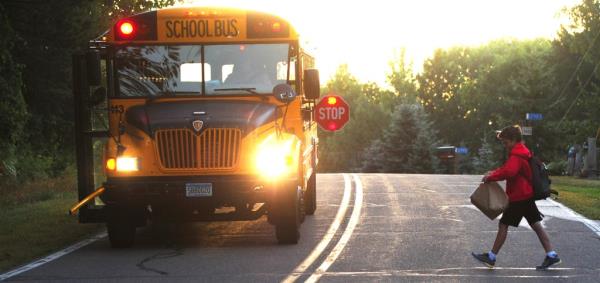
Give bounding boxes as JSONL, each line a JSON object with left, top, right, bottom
{"left": 247, "top": 13, "right": 290, "bottom": 39}
{"left": 117, "top": 20, "right": 136, "bottom": 38}
{"left": 272, "top": 22, "right": 282, "bottom": 32}
{"left": 113, "top": 11, "right": 157, "bottom": 41}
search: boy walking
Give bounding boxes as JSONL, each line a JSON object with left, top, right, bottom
{"left": 472, "top": 125, "right": 561, "bottom": 269}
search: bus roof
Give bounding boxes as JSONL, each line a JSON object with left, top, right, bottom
{"left": 104, "top": 7, "right": 299, "bottom": 44}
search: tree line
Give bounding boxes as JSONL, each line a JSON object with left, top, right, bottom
{"left": 0, "top": 0, "right": 176, "bottom": 183}
{"left": 319, "top": 0, "right": 600, "bottom": 174}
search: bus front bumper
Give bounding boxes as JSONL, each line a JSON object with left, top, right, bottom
{"left": 102, "top": 175, "right": 299, "bottom": 207}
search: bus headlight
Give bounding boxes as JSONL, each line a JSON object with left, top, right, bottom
{"left": 116, "top": 157, "right": 139, "bottom": 172}
{"left": 255, "top": 133, "right": 300, "bottom": 179}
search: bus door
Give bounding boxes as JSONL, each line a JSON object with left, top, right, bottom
{"left": 72, "top": 51, "right": 110, "bottom": 223}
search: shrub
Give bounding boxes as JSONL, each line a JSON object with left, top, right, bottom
{"left": 547, "top": 160, "right": 567, "bottom": 176}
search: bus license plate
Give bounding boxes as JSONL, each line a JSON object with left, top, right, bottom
{"left": 185, "top": 183, "right": 213, "bottom": 197}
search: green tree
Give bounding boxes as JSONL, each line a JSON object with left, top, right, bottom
{"left": 559, "top": 0, "right": 600, "bottom": 68}
{"left": 362, "top": 104, "right": 439, "bottom": 173}
{"left": 387, "top": 48, "right": 418, "bottom": 104}
{"left": 105, "top": 0, "right": 178, "bottom": 19}
{"left": 0, "top": 3, "right": 28, "bottom": 180}
{"left": 4, "top": 1, "right": 107, "bottom": 176}
{"left": 552, "top": 0, "right": 600, "bottom": 150}
{"left": 472, "top": 137, "right": 502, "bottom": 174}
{"left": 417, "top": 46, "right": 479, "bottom": 148}
{"left": 417, "top": 39, "right": 562, "bottom": 162}
{"left": 319, "top": 48, "right": 452, "bottom": 173}
{"left": 2, "top": 0, "right": 177, "bottom": 179}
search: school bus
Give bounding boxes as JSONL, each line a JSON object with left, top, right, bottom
{"left": 71, "top": 7, "right": 320, "bottom": 247}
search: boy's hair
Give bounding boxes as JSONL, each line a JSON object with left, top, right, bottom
{"left": 497, "top": 125, "right": 522, "bottom": 142}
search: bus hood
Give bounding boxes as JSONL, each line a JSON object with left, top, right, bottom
{"left": 125, "top": 100, "right": 278, "bottom": 136}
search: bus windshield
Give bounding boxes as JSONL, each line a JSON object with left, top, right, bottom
{"left": 115, "top": 43, "right": 295, "bottom": 97}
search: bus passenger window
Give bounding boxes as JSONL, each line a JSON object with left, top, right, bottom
{"left": 178, "top": 63, "right": 209, "bottom": 93}
{"left": 181, "top": 63, "right": 202, "bottom": 82}
{"left": 222, "top": 64, "right": 234, "bottom": 82}
{"left": 277, "top": 61, "right": 295, "bottom": 81}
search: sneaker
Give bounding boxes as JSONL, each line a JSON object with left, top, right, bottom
{"left": 536, "top": 255, "right": 561, "bottom": 270}
{"left": 471, "top": 252, "right": 495, "bottom": 268}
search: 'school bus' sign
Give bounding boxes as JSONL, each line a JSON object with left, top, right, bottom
{"left": 315, "top": 94, "right": 350, "bottom": 132}
{"left": 164, "top": 19, "right": 241, "bottom": 39}
{"left": 111, "top": 8, "right": 294, "bottom": 43}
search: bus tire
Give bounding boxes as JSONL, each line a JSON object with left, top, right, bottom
{"left": 108, "top": 220, "right": 136, "bottom": 248}
{"left": 275, "top": 186, "right": 303, "bottom": 244}
{"left": 276, "top": 223, "right": 299, "bottom": 245}
{"left": 107, "top": 206, "right": 136, "bottom": 248}
{"left": 305, "top": 172, "right": 317, "bottom": 215}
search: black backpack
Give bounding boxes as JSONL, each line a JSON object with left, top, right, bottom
{"left": 525, "top": 156, "right": 552, "bottom": 200}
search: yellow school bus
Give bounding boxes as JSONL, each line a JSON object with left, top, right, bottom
{"left": 72, "top": 7, "right": 320, "bottom": 247}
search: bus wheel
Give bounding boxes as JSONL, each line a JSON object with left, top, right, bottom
{"left": 275, "top": 186, "right": 303, "bottom": 244}
{"left": 305, "top": 172, "right": 317, "bottom": 215}
{"left": 107, "top": 206, "right": 136, "bottom": 248}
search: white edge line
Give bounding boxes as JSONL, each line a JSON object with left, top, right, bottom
{"left": 546, "top": 198, "right": 600, "bottom": 237}
{"left": 0, "top": 232, "right": 107, "bottom": 281}
{"left": 305, "top": 173, "right": 363, "bottom": 283}
{"left": 319, "top": 271, "right": 582, "bottom": 279}
{"left": 281, "top": 174, "right": 353, "bottom": 283}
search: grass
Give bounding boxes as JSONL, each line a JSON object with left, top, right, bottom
{"left": 0, "top": 172, "right": 75, "bottom": 207}
{"left": 0, "top": 175, "right": 104, "bottom": 273}
{"left": 552, "top": 176, "right": 600, "bottom": 220}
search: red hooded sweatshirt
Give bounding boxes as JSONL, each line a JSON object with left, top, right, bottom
{"left": 485, "top": 142, "right": 534, "bottom": 202}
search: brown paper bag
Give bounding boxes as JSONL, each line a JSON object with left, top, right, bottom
{"left": 470, "top": 182, "right": 509, "bottom": 220}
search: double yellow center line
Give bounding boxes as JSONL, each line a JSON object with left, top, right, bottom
{"left": 283, "top": 173, "right": 364, "bottom": 283}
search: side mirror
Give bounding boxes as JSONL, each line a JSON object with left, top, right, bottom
{"left": 90, "top": 87, "right": 107, "bottom": 106}
{"left": 303, "top": 69, "right": 320, "bottom": 100}
{"left": 272, "top": 83, "right": 297, "bottom": 103}
{"left": 86, "top": 50, "right": 101, "bottom": 87}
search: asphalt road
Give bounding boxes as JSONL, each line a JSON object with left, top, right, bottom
{"left": 5, "top": 174, "right": 600, "bottom": 282}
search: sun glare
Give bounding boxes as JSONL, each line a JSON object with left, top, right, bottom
{"left": 184, "top": 0, "right": 578, "bottom": 86}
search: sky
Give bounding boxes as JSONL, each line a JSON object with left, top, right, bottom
{"left": 184, "top": 0, "right": 580, "bottom": 86}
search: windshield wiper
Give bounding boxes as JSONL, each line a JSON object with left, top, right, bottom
{"left": 214, "top": 88, "right": 258, "bottom": 94}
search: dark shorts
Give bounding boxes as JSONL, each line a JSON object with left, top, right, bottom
{"left": 500, "top": 198, "right": 543, "bottom": 227}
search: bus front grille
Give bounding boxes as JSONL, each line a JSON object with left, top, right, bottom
{"left": 155, "top": 128, "right": 241, "bottom": 170}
